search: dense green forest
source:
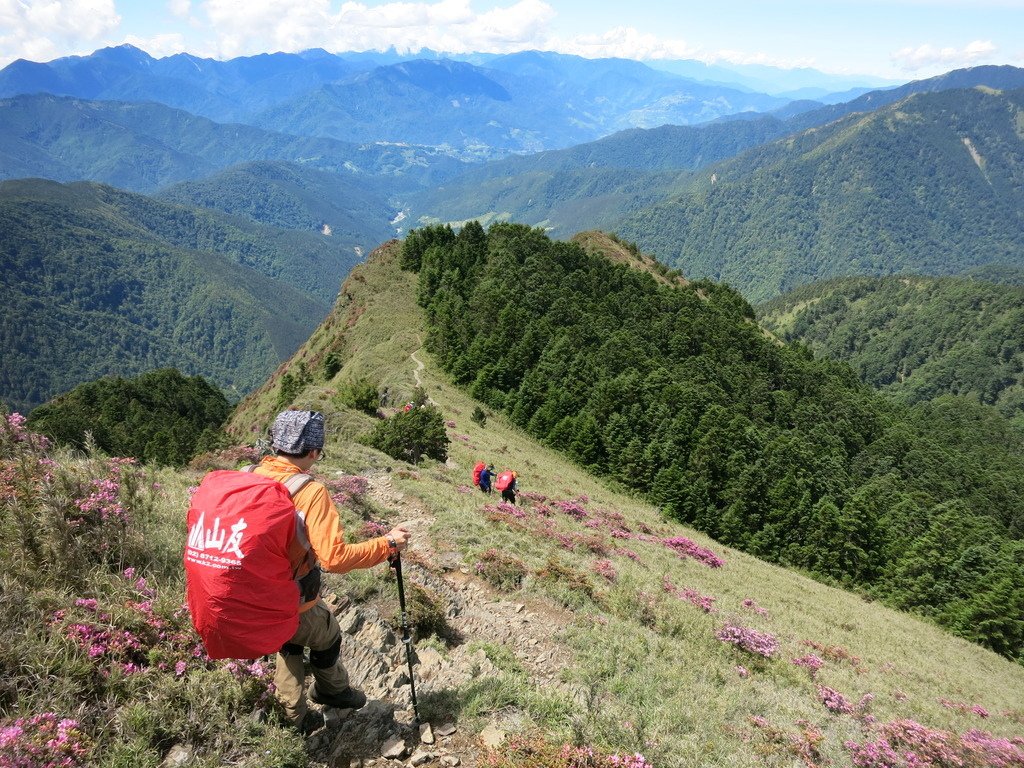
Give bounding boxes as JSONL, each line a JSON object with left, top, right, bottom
{"left": 404, "top": 222, "right": 1024, "bottom": 661}
{"left": 758, "top": 275, "right": 1024, "bottom": 423}
{"left": 27, "top": 368, "right": 230, "bottom": 466}
{"left": 619, "top": 87, "right": 1024, "bottom": 301}
{"left": 0, "top": 179, "right": 330, "bottom": 411}
{"left": 156, "top": 161, "right": 396, "bottom": 250}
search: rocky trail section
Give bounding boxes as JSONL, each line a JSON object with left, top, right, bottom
{"left": 301, "top": 470, "right": 579, "bottom": 768}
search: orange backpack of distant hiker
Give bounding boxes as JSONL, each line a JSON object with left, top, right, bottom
{"left": 495, "top": 471, "right": 515, "bottom": 492}
{"left": 184, "top": 469, "right": 314, "bottom": 660}
{"left": 473, "top": 461, "right": 486, "bottom": 487}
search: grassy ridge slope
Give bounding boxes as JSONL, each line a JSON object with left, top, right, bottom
{"left": 227, "top": 238, "right": 1024, "bottom": 767}
{"left": 404, "top": 224, "right": 1024, "bottom": 660}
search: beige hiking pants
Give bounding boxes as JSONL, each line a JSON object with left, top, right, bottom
{"left": 274, "top": 602, "right": 350, "bottom": 725}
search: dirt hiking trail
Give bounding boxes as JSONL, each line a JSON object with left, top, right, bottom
{"left": 301, "top": 469, "right": 580, "bottom": 768}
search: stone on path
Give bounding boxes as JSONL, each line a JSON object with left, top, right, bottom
{"left": 434, "top": 722, "right": 457, "bottom": 737}
{"left": 480, "top": 723, "right": 507, "bottom": 748}
{"left": 409, "top": 747, "right": 434, "bottom": 765}
{"left": 381, "top": 735, "right": 407, "bottom": 759}
{"left": 419, "top": 722, "right": 435, "bottom": 744}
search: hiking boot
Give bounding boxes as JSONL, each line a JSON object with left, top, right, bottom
{"left": 309, "top": 684, "right": 367, "bottom": 710}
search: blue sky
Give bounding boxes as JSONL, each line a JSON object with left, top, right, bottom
{"left": 1, "top": 0, "right": 1022, "bottom": 80}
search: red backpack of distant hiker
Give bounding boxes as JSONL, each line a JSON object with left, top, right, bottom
{"left": 495, "top": 471, "right": 515, "bottom": 492}
{"left": 472, "top": 461, "right": 486, "bottom": 487}
{"left": 184, "top": 469, "right": 314, "bottom": 660}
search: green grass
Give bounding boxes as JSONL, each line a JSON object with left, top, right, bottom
{"left": 228, "top": 240, "right": 1024, "bottom": 765}
{"left": 5, "top": 238, "right": 1021, "bottom": 767}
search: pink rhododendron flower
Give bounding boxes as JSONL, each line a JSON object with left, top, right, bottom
{"left": 818, "top": 685, "right": 855, "bottom": 715}
{"left": 592, "top": 559, "right": 617, "bottom": 582}
{"left": 741, "top": 598, "right": 769, "bottom": 616}
{"left": 662, "top": 536, "right": 725, "bottom": 568}
{"left": 716, "top": 624, "right": 778, "bottom": 658}
{"left": 792, "top": 654, "right": 825, "bottom": 678}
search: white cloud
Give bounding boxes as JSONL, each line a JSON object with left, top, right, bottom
{"left": 550, "top": 25, "right": 701, "bottom": 60}
{"left": 169, "top": 0, "right": 192, "bottom": 18}
{"left": 708, "top": 49, "right": 817, "bottom": 70}
{"left": 123, "top": 32, "right": 189, "bottom": 58}
{"left": 890, "top": 39, "right": 998, "bottom": 72}
{"left": 0, "top": 0, "right": 121, "bottom": 65}
{"left": 194, "top": 0, "right": 555, "bottom": 57}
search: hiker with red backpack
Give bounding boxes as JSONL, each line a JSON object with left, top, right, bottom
{"left": 495, "top": 469, "right": 518, "bottom": 505}
{"left": 472, "top": 461, "right": 494, "bottom": 494}
{"left": 185, "top": 410, "right": 411, "bottom": 730}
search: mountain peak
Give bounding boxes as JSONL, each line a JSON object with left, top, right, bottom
{"left": 90, "top": 43, "right": 155, "bottom": 66}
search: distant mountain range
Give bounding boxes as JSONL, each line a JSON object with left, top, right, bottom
{"left": 0, "top": 93, "right": 467, "bottom": 193}
{"left": 0, "top": 45, "right": 794, "bottom": 157}
{"left": 406, "top": 66, "right": 1024, "bottom": 249}
{"left": 4, "top": 43, "right": 1024, "bottom": 414}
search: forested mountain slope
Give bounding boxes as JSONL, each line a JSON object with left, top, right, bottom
{"left": 619, "top": 86, "right": 1024, "bottom": 301}
{"left": 0, "top": 179, "right": 343, "bottom": 410}
{"left": 404, "top": 68, "right": 1024, "bottom": 240}
{"left": 785, "top": 64, "right": 1024, "bottom": 133}
{"left": 405, "top": 118, "right": 785, "bottom": 234}
{"left": 402, "top": 223, "right": 1024, "bottom": 660}
{"left": 156, "top": 161, "right": 397, "bottom": 253}
{"left": 758, "top": 275, "right": 1024, "bottom": 422}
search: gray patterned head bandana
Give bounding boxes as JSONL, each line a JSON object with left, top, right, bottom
{"left": 270, "top": 410, "right": 325, "bottom": 454}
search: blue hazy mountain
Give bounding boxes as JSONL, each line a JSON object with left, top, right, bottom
{"left": 1, "top": 45, "right": 791, "bottom": 157}
{"left": 0, "top": 93, "right": 468, "bottom": 193}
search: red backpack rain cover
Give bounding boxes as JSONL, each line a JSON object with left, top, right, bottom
{"left": 495, "top": 471, "right": 514, "bottom": 491}
{"left": 185, "top": 470, "right": 301, "bottom": 659}
{"left": 472, "top": 461, "right": 485, "bottom": 486}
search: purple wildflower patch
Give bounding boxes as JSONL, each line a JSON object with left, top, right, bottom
{"left": 662, "top": 536, "right": 725, "bottom": 568}
{"left": 716, "top": 623, "right": 779, "bottom": 658}
{"left": 0, "top": 713, "right": 92, "bottom": 767}
{"left": 662, "top": 576, "right": 716, "bottom": 613}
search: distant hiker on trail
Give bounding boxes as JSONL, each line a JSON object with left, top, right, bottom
{"left": 250, "top": 411, "right": 412, "bottom": 728}
{"left": 496, "top": 469, "right": 518, "bottom": 505}
{"left": 480, "top": 464, "right": 495, "bottom": 495}
{"left": 472, "top": 461, "right": 486, "bottom": 493}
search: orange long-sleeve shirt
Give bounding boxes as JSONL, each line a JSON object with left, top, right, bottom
{"left": 253, "top": 455, "right": 390, "bottom": 609}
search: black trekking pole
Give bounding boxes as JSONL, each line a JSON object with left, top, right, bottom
{"left": 389, "top": 551, "right": 420, "bottom": 723}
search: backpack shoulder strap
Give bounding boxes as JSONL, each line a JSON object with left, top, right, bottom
{"left": 281, "top": 474, "right": 316, "bottom": 566}
{"left": 282, "top": 473, "right": 314, "bottom": 498}
{"left": 241, "top": 465, "right": 312, "bottom": 499}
